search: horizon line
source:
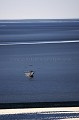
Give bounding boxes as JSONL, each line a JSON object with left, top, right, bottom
{"left": 0, "top": 19, "right": 79, "bottom": 23}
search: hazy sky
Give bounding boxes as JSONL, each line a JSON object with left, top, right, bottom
{"left": 0, "top": 0, "right": 79, "bottom": 19}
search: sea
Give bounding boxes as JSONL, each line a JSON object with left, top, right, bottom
{"left": 0, "top": 19, "right": 79, "bottom": 104}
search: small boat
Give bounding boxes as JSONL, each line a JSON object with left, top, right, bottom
{"left": 25, "top": 71, "right": 34, "bottom": 78}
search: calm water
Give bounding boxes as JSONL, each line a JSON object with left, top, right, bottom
{"left": 0, "top": 20, "right": 79, "bottom": 103}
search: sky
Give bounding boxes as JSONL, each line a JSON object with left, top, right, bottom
{"left": 0, "top": 0, "right": 79, "bottom": 19}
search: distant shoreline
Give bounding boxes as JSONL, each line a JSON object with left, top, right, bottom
{"left": 0, "top": 19, "right": 79, "bottom": 23}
